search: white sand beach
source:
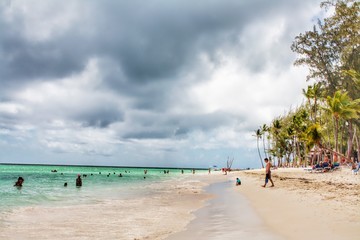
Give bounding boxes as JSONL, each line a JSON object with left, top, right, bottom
{"left": 1, "top": 168, "right": 359, "bottom": 239}
{"left": 234, "top": 167, "right": 360, "bottom": 240}
{"left": 166, "top": 167, "right": 359, "bottom": 240}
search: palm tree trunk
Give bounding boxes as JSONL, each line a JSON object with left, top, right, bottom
{"left": 277, "top": 155, "right": 281, "bottom": 167}
{"left": 311, "top": 153, "right": 316, "bottom": 166}
{"left": 355, "top": 129, "right": 359, "bottom": 162}
{"left": 262, "top": 135, "right": 267, "bottom": 159}
{"left": 334, "top": 117, "right": 339, "bottom": 153}
{"left": 257, "top": 137, "right": 264, "bottom": 168}
{"left": 292, "top": 137, "right": 297, "bottom": 167}
{"left": 297, "top": 140, "right": 302, "bottom": 166}
{"left": 347, "top": 121, "right": 354, "bottom": 159}
{"left": 314, "top": 97, "right": 317, "bottom": 124}
{"left": 340, "top": 121, "right": 346, "bottom": 155}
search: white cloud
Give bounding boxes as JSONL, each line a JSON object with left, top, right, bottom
{"left": 3, "top": 0, "right": 84, "bottom": 42}
{"left": 0, "top": 0, "right": 323, "bottom": 168}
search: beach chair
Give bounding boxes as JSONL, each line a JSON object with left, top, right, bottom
{"left": 311, "top": 165, "right": 324, "bottom": 173}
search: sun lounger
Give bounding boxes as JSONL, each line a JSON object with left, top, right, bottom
{"left": 311, "top": 167, "right": 324, "bottom": 173}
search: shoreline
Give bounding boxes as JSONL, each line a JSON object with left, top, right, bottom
{"left": 1, "top": 168, "right": 359, "bottom": 239}
{"left": 167, "top": 180, "right": 281, "bottom": 239}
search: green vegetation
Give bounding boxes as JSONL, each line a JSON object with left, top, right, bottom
{"left": 256, "top": 0, "right": 360, "bottom": 167}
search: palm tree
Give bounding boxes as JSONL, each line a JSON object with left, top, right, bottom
{"left": 261, "top": 124, "right": 269, "bottom": 159}
{"left": 307, "top": 123, "right": 323, "bottom": 148}
{"left": 324, "top": 90, "right": 360, "bottom": 155}
{"left": 271, "top": 119, "right": 282, "bottom": 167}
{"left": 312, "top": 83, "right": 322, "bottom": 123}
{"left": 302, "top": 83, "right": 322, "bottom": 123}
{"left": 303, "top": 85, "right": 314, "bottom": 121}
{"left": 306, "top": 123, "right": 323, "bottom": 166}
{"left": 254, "top": 129, "right": 264, "bottom": 168}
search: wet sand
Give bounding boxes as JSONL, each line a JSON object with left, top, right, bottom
{"left": 167, "top": 180, "right": 281, "bottom": 240}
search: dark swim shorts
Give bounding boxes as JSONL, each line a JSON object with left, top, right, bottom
{"left": 265, "top": 172, "right": 271, "bottom": 182}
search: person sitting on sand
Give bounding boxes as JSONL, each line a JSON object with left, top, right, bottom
{"left": 14, "top": 177, "right": 24, "bottom": 187}
{"left": 352, "top": 162, "right": 360, "bottom": 175}
{"left": 262, "top": 158, "right": 274, "bottom": 188}
{"left": 333, "top": 153, "right": 338, "bottom": 164}
{"left": 76, "top": 174, "right": 82, "bottom": 187}
{"left": 236, "top": 177, "right": 241, "bottom": 186}
{"left": 313, "top": 161, "right": 324, "bottom": 169}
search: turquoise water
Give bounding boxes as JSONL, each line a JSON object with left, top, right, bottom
{"left": 0, "top": 164, "right": 201, "bottom": 212}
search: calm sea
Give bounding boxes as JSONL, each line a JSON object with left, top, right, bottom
{"left": 0, "top": 164, "right": 202, "bottom": 212}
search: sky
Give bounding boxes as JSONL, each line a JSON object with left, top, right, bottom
{"left": 0, "top": 0, "right": 324, "bottom": 168}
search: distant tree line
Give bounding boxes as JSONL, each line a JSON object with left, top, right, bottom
{"left": 255, "top": 0, "right": 360, "bottom": 167}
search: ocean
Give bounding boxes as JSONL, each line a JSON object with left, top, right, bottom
{"left": 0, "top": 164, "right": 211, "bottom": 239}
{"left": 0, "top": 164, "right": 202, "bottom": 212}
{"left": 0, "top": 164, "right": 282, "bottom": 239}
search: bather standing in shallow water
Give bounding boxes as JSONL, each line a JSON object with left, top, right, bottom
{"left": 76, "top": 174, "right": 82, "bottom": 187}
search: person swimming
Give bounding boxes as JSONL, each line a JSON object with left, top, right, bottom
{"left": 14, "top": 177, "right": 24, "bottom": 187}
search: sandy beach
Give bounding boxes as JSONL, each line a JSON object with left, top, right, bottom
{"left": 1, "top": 167, "right": 359, "bottom": 239}
{"left": 234, "top": 167, "right": 360, "bottom": 240}
{"left": 169, "top": 167, "right": 359, "bottom": 240}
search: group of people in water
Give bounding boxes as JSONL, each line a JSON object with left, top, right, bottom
{"left": 14, "top": 168, "right": 197, "bottom": 189}
{"left": 14, "top": 175, "right": 82, "bottom": 188}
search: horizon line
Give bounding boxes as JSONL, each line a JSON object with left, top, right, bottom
{"left": 0, "top": 162, "right": 209, "bottom": 170}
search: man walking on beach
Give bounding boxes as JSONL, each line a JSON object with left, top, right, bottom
{"left": 262, "top": 158, "right": 274, "bottom": 188}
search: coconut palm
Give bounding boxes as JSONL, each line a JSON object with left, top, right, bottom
{"left": 323, "top": 90, "right": 360, "bottom": 154}
{"left": 303, "top": 85, "right": 314, "bottom": 121}
{"left": 254, "top": 129, "right": 264, "bottom": 168}
{"left": 261, "top": 124, "right": 269, "bottom": 158}
{"left": 302, "top": 83, "right": 322, "bottom": 123}
{"left": 312, "top": 83, "right": 322, "bottom": 123}
{"left": 271, "top": 119, "right": 283, "bottom": 167}
{"left": 306, "top": 123, "right": 323, "bottom": 166}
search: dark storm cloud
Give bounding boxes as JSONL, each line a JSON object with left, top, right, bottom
{"left": 77, "top": 107, "right": 124, "bottom": 128}
{"left": 0, "top": 19, "right": 86, "bottom": 90}
{"left": 1, "top": 0, "right": 312, "bottom": 86}
{"left": 122, "top": 111, "right": 240, "bottom": 140}
{"left": 0, "top": 0, "right": 321, "bottom": 151}
{"left": 1, "top": 37, "right": 84, "bottom": 82}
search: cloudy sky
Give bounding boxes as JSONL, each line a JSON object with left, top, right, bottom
{"left": 0, "top": 0, "right": 323, "bottom": 168}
